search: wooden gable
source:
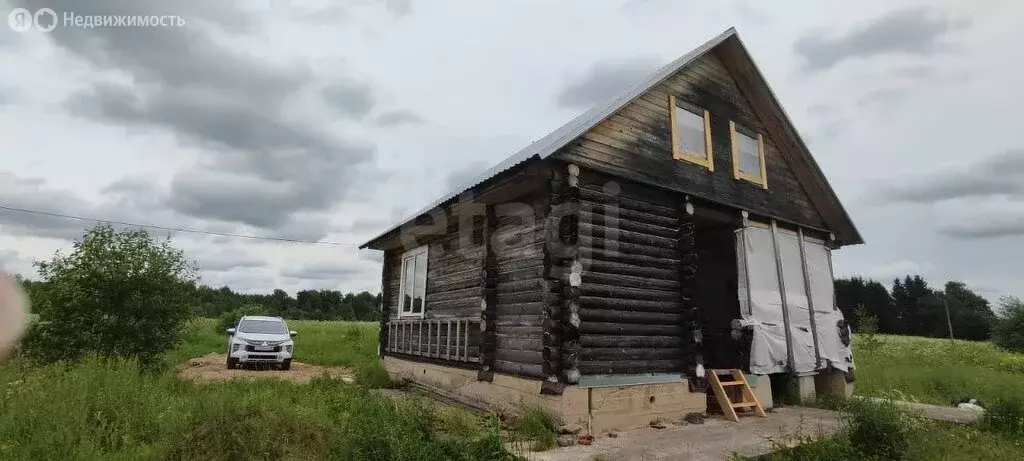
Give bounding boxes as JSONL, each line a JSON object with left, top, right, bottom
{"left": 557, "top": 50, "right": 828, "bottom": 232}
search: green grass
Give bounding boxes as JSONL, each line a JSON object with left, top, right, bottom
{"left": 169, "top": 318, "right": 380, "bottom": 368}
{"left": 0, "top": 318, "right": 516, "bottom": 460}
{"left": 852, "top": 334, "right": 1024, "bottom": 405}
{"left": 764, "top": 398, "right": 1024, "bottom": 461}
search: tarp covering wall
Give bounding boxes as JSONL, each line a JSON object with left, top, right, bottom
{"left": 736, "top": 224, "right": 852, "bottom": 375}
{"left": 805, "top": 239, "right": 853, "bottom": 372}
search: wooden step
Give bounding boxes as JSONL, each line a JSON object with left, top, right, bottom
{"left": 707, "top": 368, "right": 767, "bottom": 421}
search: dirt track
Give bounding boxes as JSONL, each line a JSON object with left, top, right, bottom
{"left": 176, "top": 353, "right": 355, "bottom": 384}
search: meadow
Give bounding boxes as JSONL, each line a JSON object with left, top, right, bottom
{"left": 3, "top": 319, "right": 1023, "bottom": 460}
{"left": 0, "top": 319, "right": 512, "bottom": 461}
{"left": 851, "top": 334, "right": 1024, "bottom": 405}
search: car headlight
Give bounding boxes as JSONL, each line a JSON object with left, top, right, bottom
{"left": 285, "top": 345, "right": 293, "bottom": 353}
{"left": 231, "top": 343, "right": 242, "bottom": 352}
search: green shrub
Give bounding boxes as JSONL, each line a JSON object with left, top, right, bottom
{"left": 20, "top": 224, "right": 197, "bottom": 367}
{"left": 510, "top": 407, "right": 558, "bottom": 452}
{"left": 992, "top": 296, "right": 1024, "bottom": 353}
{"left": 355, "top": 361, "right": 397, "bottom": 389}
{"left": 215, "top": 304, "right": 270, "bottom": 333}
{"left": 982, "top": 397, "right": 1024, "bottom": 439}
{"left": 844, "top": 399, "right": 921, "bottom": 460}
{"left": 760, "top": 435, "right": 855, "bottom": 461}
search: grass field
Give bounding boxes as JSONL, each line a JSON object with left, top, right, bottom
{"left": 765, "top": 334, "right": 1024, "bottom": 461}
{"left": 169, "top": 318, "right": 381, "bottom": 370}
{"left": 851, "top": 334, "right": 1024, "bottom": 405}
{"left": 0, "top": 319, "right": 512, "bottom": 461}
{"left": 4, "top": 319, "right": 1024, "bottom": 460}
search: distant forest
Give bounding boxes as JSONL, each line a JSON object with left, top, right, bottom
{"left": 835, "top": 275, "right": 997, "bottom": 341}
{"left": 17, "top": 277, "right": 382, "bottom": 322}
{"left": 16, "top": 272, "right": 998, "bottom": 338}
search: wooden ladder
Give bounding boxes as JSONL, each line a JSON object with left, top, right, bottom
{"left": 708, "top": 369, "right": 767, "bottom": 422}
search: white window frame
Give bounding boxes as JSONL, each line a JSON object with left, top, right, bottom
{"left": 397, "top": 245, "right": 428, "bottom": 318}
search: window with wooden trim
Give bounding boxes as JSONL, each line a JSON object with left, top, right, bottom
{"left": 670, "top": 95, "right": 714, "bottom": 171}
{"left": 730, "top": 121, "right": 767, "bottom": 188}
{"left": 398, "top": 245, "right": 428, "bottom": 317}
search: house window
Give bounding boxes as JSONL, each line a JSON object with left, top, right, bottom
{"left": 398, "top": 245, "right": 428, "bottom": 317}
{"left": 670, "top": 95, "right": 714, "bottom": 171}
{"left": 730, "top": 121, "right": 767, "bottom": 188}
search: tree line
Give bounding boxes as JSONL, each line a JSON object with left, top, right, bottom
{"left": 18, "top": 276, "right": 383, "bottom": 323}
{"left": 835, "top": 275, "right": 999, "bottom": 341}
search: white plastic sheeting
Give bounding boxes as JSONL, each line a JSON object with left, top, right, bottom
{"left": 777, "top": 231, "right": 818, "bottom": 373}
{"left": 736, "top": 225, "right": 853, "bottom": 375}
{"left": 804, "top": 239, "right": 853, "bottom": 372}
{"left": 735, "top": 226, "right": 789, "bottom": 375}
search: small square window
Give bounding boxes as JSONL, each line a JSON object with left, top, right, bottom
{"left": 670, "top": 95, "right": 714, "bottom": 171}
{"left": 730, "top": 121, "right": 767, "bottom": 188}
{"left": 398, "top": 245, "right": 428, "bottom": 317}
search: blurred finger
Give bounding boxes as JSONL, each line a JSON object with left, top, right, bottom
{"left": 0, "top": 272, "right": 29, "bottom": 361}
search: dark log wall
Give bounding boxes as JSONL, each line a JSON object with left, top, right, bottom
{"left": 555, "top": 50, "right": 826, "bottom": 231}
{"left": 573, "top": 166, "right": 702, "bottom": 376}
{"left": 383, "top": 204, "right": 484, "bottom": 362}
{"left": 491, "top": 191, "right": 548, "bottom": 379}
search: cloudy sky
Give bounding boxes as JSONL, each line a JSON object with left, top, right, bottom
{"left": 0, "top": 0, "right": 1021, "bottom": 303}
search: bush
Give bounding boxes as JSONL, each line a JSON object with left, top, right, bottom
{"left": 992, "top": 296, "right": 1024, "bottom": 353}
{"left": 844, "top": 399, "right": 921, "bottom": 460}
{"left": 983, "top": 397, "right": 1024, "bottom": 439}
{"left": 509, "top": 407, "right": 558, "bottom": 452}
{"left": 20, "top": 224, "right": 197, "bottom": 367}
{"left": 215, "top": 304, "right": 271, "bottom": 333}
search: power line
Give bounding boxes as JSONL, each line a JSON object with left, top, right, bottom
{"left": 0, "top": 204, "right": 360, "bottom": 246}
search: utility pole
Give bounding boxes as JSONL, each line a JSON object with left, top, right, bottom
{"left": 943, "top": 286, "right": 954, "bottom": 342}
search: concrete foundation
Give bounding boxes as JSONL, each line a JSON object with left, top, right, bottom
{"left": 383, "top": 356, "right": 706, "bottom": 433}
{"left": 815, "top": 368, "right": 855, "bottom": 399}
{"left": 791, "top": 375, "right": 817, "bottom": 404}
{"left": 749, "top": 375, "right": 773, "bottom": 410}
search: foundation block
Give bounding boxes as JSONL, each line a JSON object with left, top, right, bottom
{"left": 382, "top": 356, "right": 706, "bottom": 433}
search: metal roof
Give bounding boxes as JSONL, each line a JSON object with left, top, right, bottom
{"left": 361, "top": 28, "right": 738, "bottom": 249}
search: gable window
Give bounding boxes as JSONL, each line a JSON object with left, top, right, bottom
{"left": 730, "top": 121, "right": 768, "bottom": 188}
{"left": 669, "top": 95, "right": 714, "bottom": 171}
{"left": 398, "top": 245, "right": 428, "bottom": 317}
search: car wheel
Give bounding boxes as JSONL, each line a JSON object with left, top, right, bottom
{"left": 280, "top": 359, "right": 291, "bottom": 371}
{"left": 227, "top": 357, "right": 239, "bottom": 370}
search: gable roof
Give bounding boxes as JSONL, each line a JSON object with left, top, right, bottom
{"left": 362, "top": 28, "right": 862, "bottom": 249}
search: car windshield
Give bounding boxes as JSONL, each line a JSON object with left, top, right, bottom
{"left": 238, "top": 319, "right": 288, "bottom": 334}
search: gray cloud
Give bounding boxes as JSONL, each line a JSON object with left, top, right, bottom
{"left": 940, "top": 217, "right": 1024, "bottom": 240}
{"left": 383, "top": 0, "right": 412, "bottom": 17}
{"left": 794, "top": 6, "right": 970, "bottom": 72}
{"left": 200, "top": 249, "right": 266, "bottom": 272}
{"left": 24, "top": 0, "right": 377, "bottom": 236}
{"left": 0, "top": 173, "right": 98, "bottom": 240}
{"left": 857, "top": 87, "right": 909, "bottom": 108}
{"left": 878, "top": 150, "right": 1024, "bottom": 204}
{"left": 555, "top": 57, "right": 661, "bottom": 109}
{"left": 374, "top": 110, "right": 425, "bottom": 126}
{"left": 444, "top": 160, "right": 491, "bottom": 191}
{"left": 323, "top": 81, "right": 375, "bottom": 118}
{"left": 281, "top": 260, "right": 366, "bottom": 281}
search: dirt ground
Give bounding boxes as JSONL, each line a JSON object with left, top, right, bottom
{"left": 529, "top": 406, "right": 842, "bottom": 461}
{"left": 175, "top": 353, "right": 355, "bottom": 384}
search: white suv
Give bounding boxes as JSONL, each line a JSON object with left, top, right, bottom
{"left": 226, "top": 316, "right": 296, "bottom": 370}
